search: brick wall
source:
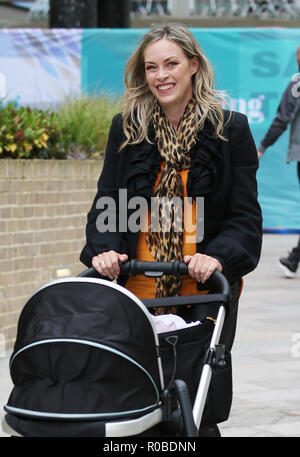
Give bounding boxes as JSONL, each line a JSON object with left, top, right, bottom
{"left": 0, "top": 159, "right": 103, "bottom": 350}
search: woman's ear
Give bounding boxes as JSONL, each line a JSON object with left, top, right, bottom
{"left": 191, "top": 56, "right": 199, "bottom": 76}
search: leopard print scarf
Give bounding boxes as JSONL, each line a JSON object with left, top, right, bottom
{"left": 145, "top": 98, "right": 197, "bottom": 312}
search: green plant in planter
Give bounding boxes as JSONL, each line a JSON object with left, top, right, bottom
{"left": 0, "top": 94, "right": 122, "bottom": 160}
{"left": 56, "top": 93, "right": 122, "bottom": 159}
{"left": 0, "top": 102, "right": 65, "bottom": 159}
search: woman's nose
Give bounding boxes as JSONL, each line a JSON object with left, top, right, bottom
{"left": 157, "top": 67, "right": 167, "bottom": 80}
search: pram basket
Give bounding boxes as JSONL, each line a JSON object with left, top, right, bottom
{"left": 3, "top": 260, "right": 232, "bottom": 437}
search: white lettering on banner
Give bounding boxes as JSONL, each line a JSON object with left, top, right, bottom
{"left": 224, "top": 94, "right": 265, "bottom": 124}
{"left": 0, "top": 73, "right": 6, "bottom": 99}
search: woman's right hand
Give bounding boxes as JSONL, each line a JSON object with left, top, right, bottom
{"left": 92, "top": 251, "right": 128, "bottom": 280}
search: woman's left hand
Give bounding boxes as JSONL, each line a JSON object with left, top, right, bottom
{"left": 184, "top": 253, "right": 222, "bottom": 284}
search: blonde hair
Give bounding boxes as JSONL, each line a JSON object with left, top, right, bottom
{"left": 120, "top": 23, "right": 229, "bottom": 151}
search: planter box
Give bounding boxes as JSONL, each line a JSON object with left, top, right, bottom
{"left": 0, "top": 159, "right": 103, "bottom": 350}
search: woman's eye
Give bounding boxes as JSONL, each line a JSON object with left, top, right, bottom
{"left": 145, "top": 65, "right": 155, "bottom": 71}
{"left": 168, "top": 62, "right": 177, "bottom": 67}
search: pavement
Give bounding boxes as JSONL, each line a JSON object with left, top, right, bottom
{"left": 0, "top": 233, "right": 300, "bottom": 438}
{"left": 219, "top": 233, "right": 300, "bottom": 437}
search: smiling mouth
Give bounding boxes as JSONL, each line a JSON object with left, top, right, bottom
{"left": 157, "top": 83, "right": 175, "bottom": 91}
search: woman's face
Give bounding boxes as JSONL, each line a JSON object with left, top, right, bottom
{"left": 144, "top": 38, "right": 198, "bottom": 114}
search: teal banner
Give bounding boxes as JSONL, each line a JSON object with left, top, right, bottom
{"left": 81, "top": 28, "right": 300, "bottom": 230}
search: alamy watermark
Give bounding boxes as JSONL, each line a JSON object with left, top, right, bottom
{"left": 0, "top": 73, "right": 6, "bottom": 99}
{"left": 291, "top": 333, "right": 300, "bottom": 358}
{"left": 0, "top": 333, "right": 6, "bottom": 358}
{"left": 95, "top": 190, "right": 204, "bottom": 243}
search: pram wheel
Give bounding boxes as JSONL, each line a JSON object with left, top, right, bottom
{"left": 198, "top": 424, "right": 221, "bottom": 437}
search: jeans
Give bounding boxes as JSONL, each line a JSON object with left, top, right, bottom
{"left": 291, "top": 237, "right": 300, "bottom": 260}
{"left": 291, "top": 162, "right": 300, "bottom": 260}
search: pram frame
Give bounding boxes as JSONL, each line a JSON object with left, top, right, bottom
{"left": 78, "top": 260, "right": 230, "bottom": 435}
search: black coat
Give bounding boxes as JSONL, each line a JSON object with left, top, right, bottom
{"left": 80, "top": 110, "right": 263, "bottom": 286}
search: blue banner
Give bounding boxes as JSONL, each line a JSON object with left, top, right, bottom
{"left": 81, "top": 27, "right": 300, "bottom": 231}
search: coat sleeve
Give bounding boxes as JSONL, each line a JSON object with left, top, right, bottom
{"left": 204, "top": 114, "right": 263, "bottom": 284}
{"left": 80, "top": 113, "right": 128, "bottom": 267}
{"left": 259, "top": 80, "right": 299, "bottom": 152}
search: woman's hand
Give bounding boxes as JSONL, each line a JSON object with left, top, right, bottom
{"left": 184, "top": 253, "right": 222, "bottom": 284}
{"left": 92, "top": 251, "right": 128, "bottom": 280}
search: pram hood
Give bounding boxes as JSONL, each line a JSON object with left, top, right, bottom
{"left": 5, "top": 278, "right": 164, "bottom": 421}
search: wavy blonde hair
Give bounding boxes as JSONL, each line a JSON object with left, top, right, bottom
{"left": 120, "top": 23, "right": 229, "bottom": 151}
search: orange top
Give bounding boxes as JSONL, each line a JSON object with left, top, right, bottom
{"left": 126, "top": 164, "right": 203, "bottom": 299}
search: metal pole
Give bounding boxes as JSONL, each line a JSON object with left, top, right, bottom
{"left": 97, "top": 0, "right": 130, "bottom": 28}
{"left": 49, "top": 0, "right": 98, "bottom": 28}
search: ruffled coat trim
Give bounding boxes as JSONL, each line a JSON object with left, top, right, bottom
{"left": 125, "top": 120, "right": 223, "bottom": 200}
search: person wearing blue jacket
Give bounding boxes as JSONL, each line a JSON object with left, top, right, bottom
{"left": 258, "top": 45, "right": 300, "bottom": 278}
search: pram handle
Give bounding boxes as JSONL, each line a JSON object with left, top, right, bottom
{"left": 78, "top": 260, "right": 230, "bottom": 297}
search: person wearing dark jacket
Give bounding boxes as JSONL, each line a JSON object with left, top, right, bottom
{"left": 258, "top": 45, "right": 300, "bottom": 278}
{"left": 80, "top": 24, "right": 262, "bottom": 436}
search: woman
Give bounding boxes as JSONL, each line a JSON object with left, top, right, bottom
{"left": 80, "top": 24, "right": 262, "bottom": 435}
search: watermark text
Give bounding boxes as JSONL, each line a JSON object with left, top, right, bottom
{"left": 95, "top": 190, "right": 204, "bottom": 243}
{"left": 0, "top": 333, "right": 6, "bottom": 358}
{"left": 291, "top": 333, "right": 300, "bottom": 358}
{"left": 0, "top": 73, "right": 6, "bottom": 99}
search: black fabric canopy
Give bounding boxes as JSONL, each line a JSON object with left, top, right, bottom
{"left": 6, "top": 279, "right": 162, "bottom": 420}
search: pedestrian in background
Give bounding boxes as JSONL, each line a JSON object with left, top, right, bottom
{"left": 257, "top": 45, "right": 300, "bottom": 278}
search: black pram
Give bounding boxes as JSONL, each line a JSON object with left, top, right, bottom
{"left": 3, "top": 260, "right": 232, "bottom": 437}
